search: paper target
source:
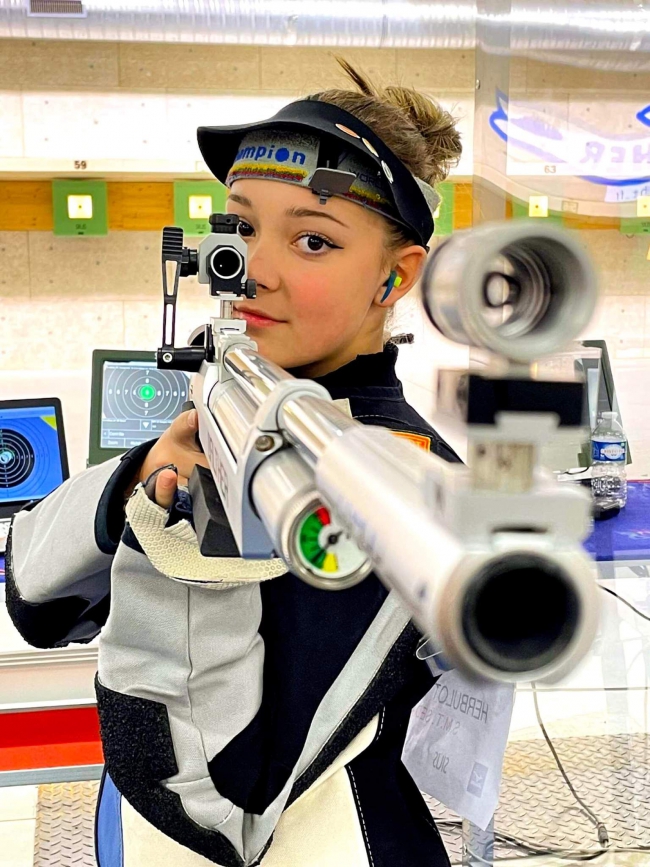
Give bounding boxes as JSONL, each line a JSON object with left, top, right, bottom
{"left": 100, "top": 362, "right": 191, "bottom": 450}
{"left": 103, "top": 366, "right": 188, "bottom": 422}
{"left": 0, "top": 429, "right": 35, "bottom": 488}
{"left": 0, "top": 409, "right": 63, "bottom": 503}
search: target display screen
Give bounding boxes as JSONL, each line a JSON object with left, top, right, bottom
{"left": 100, "top": 361, "right": 191, "bottom": 450}
{"left": 0, "top": 406, "right": 65, "bottom": 503}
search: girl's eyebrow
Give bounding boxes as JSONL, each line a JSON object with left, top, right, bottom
{"left": 229, "top": 193, "right": 348, "bottom": 229}
{"left": 228, "top": 193, "right": 253, "bottom": 207}
{"left": 285, "top": 206, "right": 349, "bottom": 228}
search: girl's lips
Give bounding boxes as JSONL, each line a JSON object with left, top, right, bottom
{"left": 234, "top": 309, "right": 284, "bottom": 328}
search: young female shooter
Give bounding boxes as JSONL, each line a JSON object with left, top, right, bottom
{"left": 6, "top": 63, "right": 462, "bottom": 866}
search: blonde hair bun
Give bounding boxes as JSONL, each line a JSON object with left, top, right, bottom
{"left": 313, "top": 58, "right": 462, "bottom": 186}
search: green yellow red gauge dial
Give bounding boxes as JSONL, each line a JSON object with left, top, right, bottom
{"left": 295, "top": 503, "right": 369, "bottom": 582}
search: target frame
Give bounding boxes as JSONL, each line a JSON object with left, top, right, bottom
{"left": 0, "top": 429, "right": 35, "bottom": 489}
{"left": 89, "top": 349, "right": 191, "bottom": 466}
{"left": 0, "top": 397, "right": 69, "bottom": 518}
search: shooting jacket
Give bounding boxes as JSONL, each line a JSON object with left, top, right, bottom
{"left": 6, "top": 343, "right": 459, "bottom": 867}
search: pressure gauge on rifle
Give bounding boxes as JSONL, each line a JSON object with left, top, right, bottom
{"left": 288, "top": 500, "right": 372, "bottom": 590}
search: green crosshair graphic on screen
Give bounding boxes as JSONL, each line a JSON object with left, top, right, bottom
{"left": 138, "top": 384, "right": 157, "bottom": 402}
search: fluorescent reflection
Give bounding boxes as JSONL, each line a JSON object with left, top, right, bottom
{"left": 70, "top": 0, "right": 650, "bottom": 34}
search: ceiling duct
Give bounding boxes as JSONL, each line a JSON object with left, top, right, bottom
{"left": 28, "top": 0, "right": 85, "bottom": 16}
{"left": 1, "top": 1, "right": 650, "bottom": 67}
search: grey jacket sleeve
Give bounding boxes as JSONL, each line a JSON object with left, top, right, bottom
{"left": 5, "top": 442, "right": 154, "bottom": 649}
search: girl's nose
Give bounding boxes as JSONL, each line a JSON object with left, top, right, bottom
{"left": 246, "top": 239, "right": 282, "bottom": 293}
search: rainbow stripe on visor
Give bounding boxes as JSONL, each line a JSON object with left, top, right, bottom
{"left": 227, "top": 130, "right": 398, "bottom": 220}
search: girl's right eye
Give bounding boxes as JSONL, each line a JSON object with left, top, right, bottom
{"left": 237, "top": 219, "right": 255, "bottom": 238}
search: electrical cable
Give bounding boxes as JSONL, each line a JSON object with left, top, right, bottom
{"left": 496, "top": 842, "right": 650, "bottom": 862}
{"left": 598, "top": 583, "right": 650, "bottom": 623}
{"left": 492, "top": 828, "right": 606, "bottom": 860}
{"left": 434, "top": 819, "right": 650, "bottom": 861}
{"left": 531, "top": 683, "right": 609, "bottom": 848}
{"left": 464, "top": 845, "right": 495, "bottom": 865}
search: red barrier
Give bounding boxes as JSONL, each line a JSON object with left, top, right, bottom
{"left": 0, "top": 707, "right": 103, "bottom": 771}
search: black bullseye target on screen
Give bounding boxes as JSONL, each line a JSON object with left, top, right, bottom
{"left": 103, "top": 367, "right": 188, "bottom": 422}
{"left": 0, "top": 429, "right": 36, "bottom": 489}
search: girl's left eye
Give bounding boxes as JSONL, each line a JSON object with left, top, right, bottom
{"left": 237, "top": 219, "right": 255, "bottom": 237}
{"left": 295, "top": 233, "right": 342, "bottom": 254}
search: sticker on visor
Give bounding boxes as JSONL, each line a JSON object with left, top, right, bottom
{"left": 362, "top": 138, "right": 379, "bottom": 157}
{"left": 336, "top": 123, "right": 361, "bottom": 138}
{"left": 381, "top": 160, "right": 394, "bottom": 183}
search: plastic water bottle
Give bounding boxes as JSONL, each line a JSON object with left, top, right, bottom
{"left": 591, "top": 411, "right": 628, "bottom": 511}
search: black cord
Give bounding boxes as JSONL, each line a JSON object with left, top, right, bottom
{"left": 438, "top": 821, "right": 616, "bottom": 862}
{"left": 598, "top": 583, "right": 650, "bottom": 623}
{"left": 493, "top": 828, "right": 606, "bottom": 859}
{"left": 515, "top": 580, "right": 650, "bottom": 860}
{"left": 435, "top": 818, "right": 650, "bottom": 861}
{"left": 531, "top": 683, "right": 608, "bottom": 847}
{"left": 494, "top": 837, "right": 650, "bottom": 863}
{"left": 434, "top": 650, "right": 650, "bottom": 862}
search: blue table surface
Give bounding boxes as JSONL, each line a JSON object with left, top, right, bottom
{"left": 0, "top": 484, "right": 647, "bottom": 586}
{"left": 584, "top": 480, "right": 650, "bottom": 562}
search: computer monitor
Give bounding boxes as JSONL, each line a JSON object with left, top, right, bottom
{"left": 88, "top": 349, "right": 192, "bottom": 466}
{"left": 536, "top": 339, "right": 624, "bottom": 472}
{"left": 577, "top": 339, "right": 629, "bottom": 467}
{"left": 578, "top": 339, "right": 622, "bottom": 431}
{"left": 0, "top": 398, "right": 69, "bottom": 519}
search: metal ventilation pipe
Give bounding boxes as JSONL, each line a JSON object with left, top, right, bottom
{"left": 1, "top": 0, "right": 650, "bottom": 63}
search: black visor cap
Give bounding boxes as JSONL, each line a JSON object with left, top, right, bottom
{"left": 197, "top": 99, "right": 434, "bottom": 249}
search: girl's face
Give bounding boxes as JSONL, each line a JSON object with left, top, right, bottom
{"left": 226, "top": 179, "right": 422, "bottom": 377}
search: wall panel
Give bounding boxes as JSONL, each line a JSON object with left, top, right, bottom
{"left": 0, "top": 182, "right": 52, "bottom": 230}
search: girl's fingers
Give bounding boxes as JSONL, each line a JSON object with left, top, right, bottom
{"left": 155, "top": 468, "right": 178, "bottom": 509}
{"left": 170, "top": 409, "right": 202, "bottom": 451}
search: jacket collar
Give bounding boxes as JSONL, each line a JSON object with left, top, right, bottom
{"left": 293, "top": 342, "right": 402, "bottom": 399}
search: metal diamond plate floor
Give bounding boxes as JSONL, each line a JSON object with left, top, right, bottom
{"left": 427, "top": 732, "right": 650, "bottom": 862}
{"left": 34, "top": 781, "right": 99, "bottom": 867}
{"left": 29, "top": 735, "right": 650, "bottom": 864}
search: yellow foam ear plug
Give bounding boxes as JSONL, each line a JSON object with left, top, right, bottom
{"left": 394, "top": 275, "right": 403, "bottom": 288}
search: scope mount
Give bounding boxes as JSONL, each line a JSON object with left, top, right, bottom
{"left": 157, "top": 218, "right": 256, "bottom": 373}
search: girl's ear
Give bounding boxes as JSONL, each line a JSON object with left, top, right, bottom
{"left": 374, "top": 245, "right": 428, "bottom": 308}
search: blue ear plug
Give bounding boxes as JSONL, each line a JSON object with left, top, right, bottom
{"left": 381, "top": 270, "right": 402, "bottom": 303}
